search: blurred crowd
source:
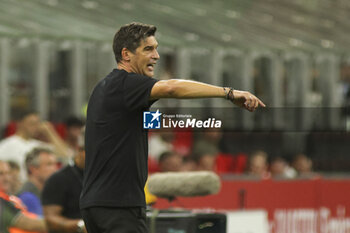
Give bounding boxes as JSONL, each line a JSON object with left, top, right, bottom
{"left": 0, "top": 110, "right": 319, "bottom": 232}
{"left": 0, "top": 110, "right": 86, "bottom": 233}
{"left": 148, "top": 129, "right": 318, "bottom": 179}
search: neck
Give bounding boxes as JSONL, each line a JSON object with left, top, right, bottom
{"left": 117, "top": 61, "right": 132, "bottom": 73}
{"left": 28, "top": 177, "right": 44, "bottom": 191}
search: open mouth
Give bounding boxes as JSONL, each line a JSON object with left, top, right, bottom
{"left": 147, "top": 63, "right": 155, "bottom": 71}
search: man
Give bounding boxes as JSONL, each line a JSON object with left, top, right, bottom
{"left": 292, "top": 153, "right": 317, "bottom": 177}
{"left": 80, "top": 22, "right": 265, "bottom": 233}
{"left": 0, "top": 111, "right": 69, "bottom": 181}
{"left": 0, "top": 160, "right": 46, "bottom": 233}
{"left": 63, "top": 116, "right": 85, "bottom": 158}
{"left": 270, "top": 156, "right": 296, "bottom": 179}
{"left": 0, "top": 111, "right": 44, "bottom": 181}
{"left": 247, "top": 150, "right": 271, "bottom": 178}
{"left": 42, "top": 130, "right": 86, "bottom": 233}
{"left": 158, "top": 151, "right": 183, "bottom": 172}
{"left": 7, "top": 160, "right": 22, "bottom": 195}
{"left": 17, "top": 147, "right": 58, "bottom": 216}
{"left": 194, "top": 153, "right": 217, "bottom": 171}
{"left": 192, "top": 129, "right": 223, "bottom": 157}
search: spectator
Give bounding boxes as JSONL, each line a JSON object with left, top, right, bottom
{"left": 192, "top": 129, "right": 223, "bottom": 157}
{"left": 42, "top": 129, "right": 86, "bottom": 233}
{"left": 191, "top": 129, "right": 222, "bottom": 172}
{"left": 7, "top": 160, "right": 22, "bottom": 195}
{"left": 158, "top": 151, "right": 182, "bottom": 172}
{"left": 181, "top": 156, "right": 197, "bottom": 171}
{"left": 194, "top": 153, "right": 217, "bottom": 171}
{"left": 17, "top": 147, "right": 58, "bottom": 216}
{"left": 270, "top": 156, "right": 296, "bottom": 179}
{"left": 149, "top": 131, "right": 174, "bottom": 161}
{"left": 64, "top": 116, "right": 85, "bottom": 157}
{"left": 247, "top": 150, "right": 271, "bottom": 178}
{"left": 0, "top": 110, "right": 69, "bottom": 181}
{"left": 292, "top": 153, "right": 317, "bottom": 177}
{"left": 0, "top": 160, "right": 46, "bottom": 233}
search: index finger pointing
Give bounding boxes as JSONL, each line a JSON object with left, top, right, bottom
{"left": 257, "top": 98, "right": 266, "bottom": 107}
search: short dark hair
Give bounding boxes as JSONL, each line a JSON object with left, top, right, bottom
{"left": 64, "top": 116, "right": 85, "bottom": 128}
{"left": 113, "top": 22, "right": 157, "bottom": 63}
{"left": 158, "top": 151, "right": 177, "bottom": 164}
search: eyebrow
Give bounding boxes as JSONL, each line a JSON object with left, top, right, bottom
{"left": 144, "top": 44, "right": 158, "bottom": 50}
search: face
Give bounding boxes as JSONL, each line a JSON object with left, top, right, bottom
{"left": 128, "top": 36, "right": 160, "bottom": 77}
{"left": 0, "top": 161, "right": 11, "bottom": 193}
{"left": 75, "top": 149, "right": 86, "bottom": 170}
{"left": 197, "top": 155, "right": 216, "bottom": 171}
{"left": 160, "top": 154, "right": 182, "bottom": 172}
{"left": 181, "top": 160, "right": 197, "bottom": 171}
{"left": 67, "top": 126, "right": 83, "bottom": 143}
{"left": 32, "top": 153, "right": 58, "bottom": 183}
{"left": 8, "top": 167, "right": 21, "bottom": 194}
{"left": 270, "top": 160, "right": 286, "bottom": 176}
{"left": 294, "top": 156, "right": 312, "bottom": 173}
{"left": 19, "top": 114, "right": 41, "bottom": 138}
{"left": 249, "top": 155, "right": 268, "bottom": 176}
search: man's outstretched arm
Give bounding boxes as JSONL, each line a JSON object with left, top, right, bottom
{"left": 150, "top": 79, "right": 265, "bottom": 112}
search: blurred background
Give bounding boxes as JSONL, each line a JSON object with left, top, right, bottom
{"left": 1, "top": 0, "right": 349, "bottom": 170}
{"left": 0, "top": 0, "right": 350, "bottom": 232}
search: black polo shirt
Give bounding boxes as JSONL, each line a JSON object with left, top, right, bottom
{"left": 80, "top": 69, "right": 158, "bottom": 209}
{"left": 42, "top": 165, "right": 83, "bottom": 219}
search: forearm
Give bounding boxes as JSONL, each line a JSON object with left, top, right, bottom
{"left": 151, "top": 79, "right": 227, "bottom": 99}
{"left": 171, "top": 80, "right": 227, "bottom": 98}
{"left": 46, "top": 132, "right": 70, "bottom": 158}
{"left": 41, "top": 122, "right": 70, "bottom": 158}
{"left": 13, "top": 215, "right": 47, "bottom": 232}
{"left": 45, "top": 215, "right": 81, "bottom": 233}
{"left": 150, "top": 79, "right": 265, "bottom": 111}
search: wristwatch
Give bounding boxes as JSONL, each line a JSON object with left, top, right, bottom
{"left": 77, "top": 219, "right": 85, "bottom": 233}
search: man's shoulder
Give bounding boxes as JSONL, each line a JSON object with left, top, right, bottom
{"left": 18, "top": 181, "right": 38, "bottom": 196}
{"left": 90, "top": 69, "right": 125, "bottom": 95}
{"left": 0, "top": 135, "right": 42, "bottom": 149}
{"left": 0, "top": 136, "right": 22, "bottom": 157}
{"left": 103, "top": 69, "right": 128, "bottom": 83}
{"left": 0, "top": 135, "right": 20, "bottom": 147}
{"left": 47, "top": 166, "right": 72, "bottom": 182}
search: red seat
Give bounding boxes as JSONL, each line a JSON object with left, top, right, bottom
{"left": 215, "top": 153, "right": 248, "bottom": 174}
{"left": 148, "top": 156, "right": 159, "bottom": 174}
{"left": 172, "top": 129, "right": 193, "bottom": 156}
{"left": 4, "top": 121, "right": 17, "bottom": 137}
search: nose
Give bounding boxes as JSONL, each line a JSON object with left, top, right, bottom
{"left": 153, "top": 49, "right": 160, "bottom": 60}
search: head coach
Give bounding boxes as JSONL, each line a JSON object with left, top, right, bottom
{"left": 80, "top": 22, "right": 265, "bottom": 233}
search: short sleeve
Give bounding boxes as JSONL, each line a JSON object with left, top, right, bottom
{"left": 41, "top": 174, "right": 66, "bottom": 206}
{"left": 18, "top": 192, "right": 42, "bottom": 216}
{"left": 123, "top": 74, "right": 158, "bottom": 111}
{"left": 1, "top": 198, "right": 22, "bottom": 228}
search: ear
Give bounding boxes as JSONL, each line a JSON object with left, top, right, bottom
{"left": 121, "top": 48, "right": 132, "bottom": 62}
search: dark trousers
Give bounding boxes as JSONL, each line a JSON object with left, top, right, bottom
{"left": 81, "top": 207, "right": 148, "bottom": 233}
